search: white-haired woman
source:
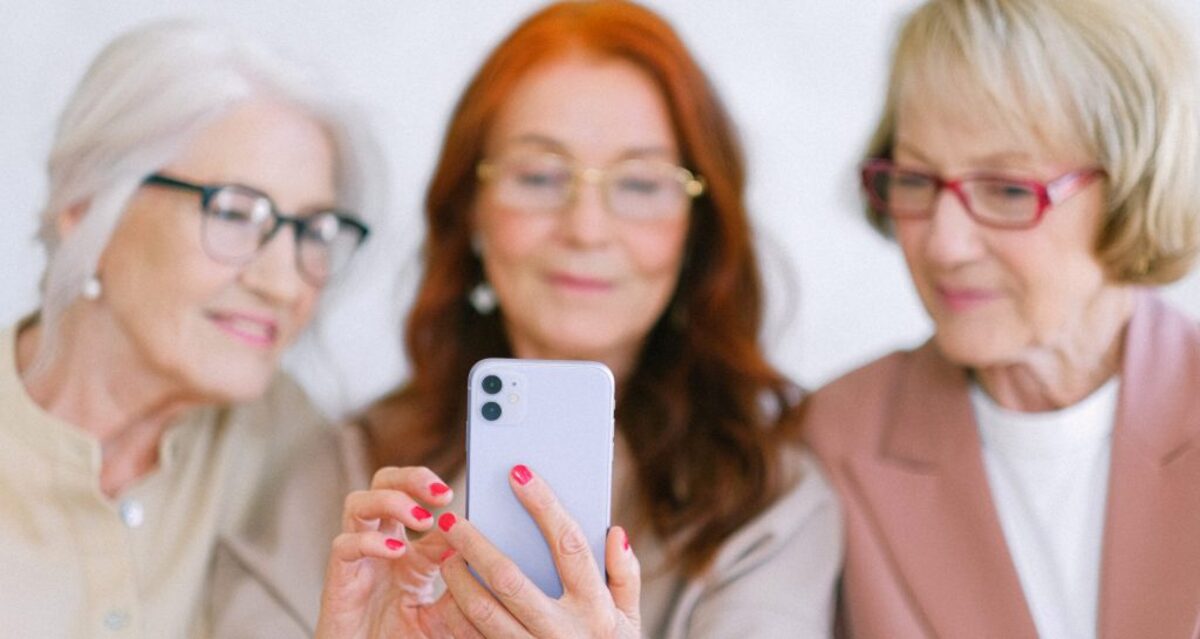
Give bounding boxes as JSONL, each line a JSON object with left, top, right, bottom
{"left": 0, "top": 20, "right": 378, "bottom": 637}
{"left": 803, "top": 0, "right": 1200, "bottom": 637}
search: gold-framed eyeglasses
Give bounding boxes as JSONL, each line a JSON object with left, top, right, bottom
{"left": 476, "top": 151, "right": 705, "bottom": 221}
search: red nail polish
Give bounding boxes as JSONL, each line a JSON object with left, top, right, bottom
{"left": 438, "top": 512, "right": 457, "bottom": 532}
{"left": 430, "top": 482, "right": 451, "bottom": 497}
{"left": 412, "top": 506, "right": 432, "bottom": 520}
{"left": 511, "top": 464, "right": 533, "bottom": 486}
{"left": 440, "top": 548, "right": 457, "bottom": 563}
{"left": 623, "top": 531, "right": 631, "bottom": 551}
{"left": 386, "top": 538, "right": 405, "bottom": 551}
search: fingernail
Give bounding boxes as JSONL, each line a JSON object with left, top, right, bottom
{"left": 511, "top": 464, "right": 533, "bottom": 486}
{"left": 623, "top": 530, "right": 631, "bottom": 551}
{"left": 438, "top": 512, "right": 457, "bottom": 532}
{"left": 440, "top": 548, "right": 457, "bottom": 563}
{"left": 430, "top": 482, "right": 451, "bottom": 497}
{"left": 412, "top": 506, "right": 432, "bottom": 520}
{"left": 386, "top": 538, "right": 405, "bottom": 551}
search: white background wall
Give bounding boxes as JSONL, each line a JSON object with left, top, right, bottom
{"left": 3, "top": 1, "right": 1198, "bottom": 417}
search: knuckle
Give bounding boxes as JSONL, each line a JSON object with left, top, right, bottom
{"left": 464, "top": 597, "right": 497, "bottom": 625}
{"left": 489, "top": 562, "right": 527, "bottom": 599}
{"left": 331, "top": 532, "right": 361, "bottom": 558}
{"left": 343, "top": 490, "right": 366, "bottom": 510}
{"left": 557, "top": 525, "right": 590, "bottom": 557}
{"left": 371, "top": 466, "right": 398, "bottom": 487}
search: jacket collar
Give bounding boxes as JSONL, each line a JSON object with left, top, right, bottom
{"left": 1096, "top": 292, "right": 1200, "bottom": 637}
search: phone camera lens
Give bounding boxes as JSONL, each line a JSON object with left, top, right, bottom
{"left": 481, "top": 401, "right": 502, "bottom": 421}
{"left": 482, "top": 375, "right": 503, "bottom": 395}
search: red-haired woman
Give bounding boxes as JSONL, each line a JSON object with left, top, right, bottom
{"left": 243, "top": 2, "right": 839, "bottom": 636}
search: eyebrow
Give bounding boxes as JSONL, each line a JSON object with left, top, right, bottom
{"left": 499, "top": 133, "right": 679, "bottom": 162}
{"left": 893, "top": 141, "right": 1035, "bottom": 171}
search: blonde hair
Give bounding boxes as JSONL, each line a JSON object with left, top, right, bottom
{"left": 864, "top": 0, "right": 1200, "bottom": 284}
{"left": 36, "top": 18, "right": 384, "bottom": 352}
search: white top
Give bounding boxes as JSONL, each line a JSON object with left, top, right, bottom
{"left": 971, "top": 378, "right": 1119, "bottom": 639}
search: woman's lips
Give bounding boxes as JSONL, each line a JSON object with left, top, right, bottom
{"left": 547, "top": 272, "right": 615, "bottom": 293}
{"left": 207, "top": 311, "right": 279, "bottom": 348}
{"left": 936, "top": 286, "right": 1001, "bottom": 312}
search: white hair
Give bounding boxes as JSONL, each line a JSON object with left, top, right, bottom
{"left": 36, "top": 18, "right": 386, "bottom": 357}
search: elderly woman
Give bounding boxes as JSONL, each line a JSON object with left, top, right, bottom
{"left": 803, "top": 0, "right": 1200, "bottom": 637}
{"left": 283, "top": 1, "right": 842, "bottom": 637}
{"left": 0, "top": 20, "right": 376, "bottom": 637}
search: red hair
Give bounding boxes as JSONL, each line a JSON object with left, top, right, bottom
{"left": 365, "top": 0, "right": 798, "bottom": 576}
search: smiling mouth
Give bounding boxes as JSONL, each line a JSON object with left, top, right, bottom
{"left": 547, "top": 272, "right": 615, "bottom": 292}
{"left": 207, "top": 312, "right": 279, "bottom": 349}
{"left": 936, "top": 286, "right": 1001, "bottom": 312}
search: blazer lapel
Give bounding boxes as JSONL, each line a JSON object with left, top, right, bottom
{"left": 845, "top": 342, "right": 1038, "bottom": 638}
{"left": 1098, "top": 293, "right": 1200, "bottom": 638}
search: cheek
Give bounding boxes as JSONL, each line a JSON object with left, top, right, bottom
{"left": 994, "top": 233, "right": 1105, "bottom": 333}
{"left": 478, "top": 205, "right": 553, "bottom": 267}
{"left": 893, "top": 222, "right": 935, "bottom": 291}
{"left": 623, "top": 220, "right": 688, "bottom": 283}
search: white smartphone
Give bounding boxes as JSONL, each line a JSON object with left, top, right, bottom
{"left": 466, "top": 358, "right": 615, "bottom": 598}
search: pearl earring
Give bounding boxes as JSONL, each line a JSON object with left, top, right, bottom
{"left": 468, "top": 281, "right": 497, "bottom": 314}
{"left": 81, "top": 274, "right": 102, "bottom": 301}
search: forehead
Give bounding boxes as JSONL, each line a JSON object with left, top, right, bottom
{"left": 165, "top": 99, "right": 338, "bottom": 209}
{"left": 893, "top": 63, "right": 1092, "bottom": 170}
{"left": 487, "top": 55, "right": 678, "bottom": 162}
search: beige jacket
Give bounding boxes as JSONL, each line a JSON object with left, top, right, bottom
{"left": 209, "top": 432, "right": 841, "bottom": 638}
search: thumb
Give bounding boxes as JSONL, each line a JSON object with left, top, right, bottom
{"left": 606, "top": 526, "right": 641, "bottom": 626}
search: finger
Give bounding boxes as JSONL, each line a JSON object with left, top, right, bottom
{"left": 438, "top": 513, "right": 559, "bottom": 634}
{"left": 371, "top": 465, "right": 455, "bottom": 506}
{"left": 341, "top": 489, "right": 437, "bottom": 533}
{"left": 508, "top": 464, "right": 606, "bottom": 600}
{"left": 319, "top": 531, "right": 407, "bottom": 627}
{"left": 605, "top": 526, "right": 641, "bottom": 625}
{"left": 440, "top": 549, "right": 534, "bottom": 639}
{"left": 328, "top": 530, "right": 409, "bottom": 567}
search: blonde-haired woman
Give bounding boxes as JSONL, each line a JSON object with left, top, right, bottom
{"left": 803, "top": 0, "right": 1200, "bottom": 636}
{"left": 0, "top": 20, "right": 377, "bottom": 637}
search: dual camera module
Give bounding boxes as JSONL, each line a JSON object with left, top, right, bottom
{"left": 480, "top": 374, "right": 504, "bottom": 421}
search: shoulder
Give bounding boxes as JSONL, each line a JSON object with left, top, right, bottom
{"left": 714, "top": 447, "right": 841, "bottom": 576}
{"left": 663, "top": 447, "right": 842, "bottom": 637}
{"left": 800, "top": 349, "right": 913, "bottom": 457}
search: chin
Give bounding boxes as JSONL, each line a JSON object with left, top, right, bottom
{"left": 189, "top": 363, "right": 276, "bottom": 404}
{"left": 931, "top": 328, "right": 1016, "bottom": 370}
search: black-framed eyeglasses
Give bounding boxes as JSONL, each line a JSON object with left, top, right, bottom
{"left": 142, "top": 173, "right": 369, "bottom": 286}
{"left": 861, "top": 159, "right": 1107, "bottom": 230}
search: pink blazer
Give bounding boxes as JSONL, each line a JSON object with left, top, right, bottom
{"left": 803, "top": 293, "right": 1200, "bottom": 638}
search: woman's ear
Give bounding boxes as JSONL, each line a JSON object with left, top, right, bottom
{"left": 54, "top": 200, "right": 90, "bottom": 241}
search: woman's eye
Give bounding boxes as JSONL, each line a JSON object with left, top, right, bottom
{"left": 213, "top": 207, "right": 255, "bottom": 223}
{"left": 986, "top": 183, "right": 1036, "bottom": 200}
{"left": 515, "top": 170, "right": 566, "bottom": 188}
{"left": 615, "top": 176, "right": 664, "bottom": 195}
{"left": 303, "top": 215, "right": 342, "bottom": 243}
{"left": 893, "top": 173, "right": 931, "bottom": 190}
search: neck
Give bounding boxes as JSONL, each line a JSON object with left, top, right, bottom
{"left": 17, "top": 311, "right": 200, "bottom": 497}
{"left": 974, "top": 287, "right": 1134, "bottom": 412}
